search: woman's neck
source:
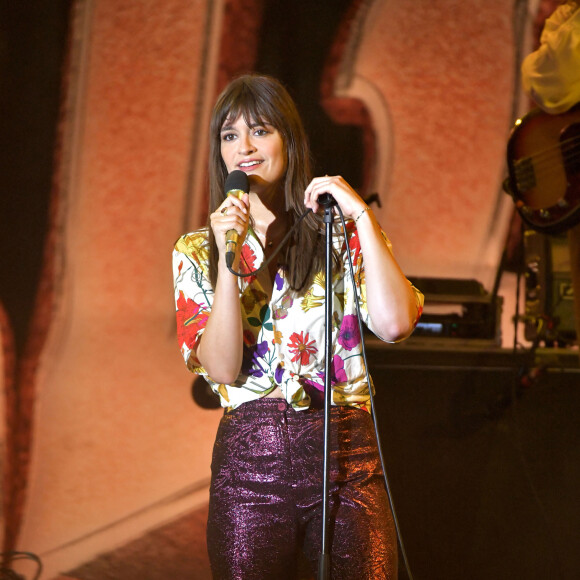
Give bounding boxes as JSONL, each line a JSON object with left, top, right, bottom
{"left": 249, "top": 191, "right": 289, "bottom": 249}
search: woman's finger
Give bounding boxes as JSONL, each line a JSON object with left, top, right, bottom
{"left": 304, "top": 175, "right": 366, "bottom": 219}
{"left": 210, "top": 194, "right": 251, "bottom": 253}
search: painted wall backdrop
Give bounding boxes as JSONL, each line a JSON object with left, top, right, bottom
{"left": 0, "top": 0, "right": 557, "bottom": 577}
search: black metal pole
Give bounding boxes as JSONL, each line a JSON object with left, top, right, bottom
{"left": 317, "top": 194, "right": 336, "bottom": 580}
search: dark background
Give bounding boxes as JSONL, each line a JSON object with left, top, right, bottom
{"left": 0, "top": 0, "right": 71, "bottom": 356}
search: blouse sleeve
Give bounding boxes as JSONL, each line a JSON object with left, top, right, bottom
{"left": 343, "top": 221, "right": 424, "bottom": 342}
{"left": 521, "top": 4, "right": 580, "bottom": 114}
{"left": 172, "top": 231, "right": 213, "bottom": 373}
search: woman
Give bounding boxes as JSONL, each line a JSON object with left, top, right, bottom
{"left": 173, "top": 74, "right": 423, "bottom": 579}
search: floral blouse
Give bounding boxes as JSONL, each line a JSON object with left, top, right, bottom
{"left": 172, "top": 220, "right": 423, "bottom": 412}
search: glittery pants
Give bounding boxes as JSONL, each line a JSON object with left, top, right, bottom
{"left": 207, "top": 398, "right": 397, "bottom": 579}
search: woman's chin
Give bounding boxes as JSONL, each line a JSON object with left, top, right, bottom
{"left": 248, "top": 175, "right": 282, "bottom": 197}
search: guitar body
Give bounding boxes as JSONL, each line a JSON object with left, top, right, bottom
{"left": 506, "top": 104, "right": 580, "bottom": 234}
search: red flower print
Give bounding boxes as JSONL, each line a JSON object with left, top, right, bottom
{"left": 175, "top": 291, "right": 209, "bottom": 350}
{"left": 287, "top": 331, "right": 318, "bottom": 365}
{"left": 240, "top": 244, "right": 257, "bottom": 276}
{"left": 414, "top": 303, "right": 424, "bottom": 327}
{"left": 243, "top": 329, "right": 257, "bottom": 346}
{"left": 347, "top": 224, "right": 362, "bottom": 265}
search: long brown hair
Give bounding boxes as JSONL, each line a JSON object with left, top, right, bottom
{"left": 207, "top": 74, "right": 325, "bottom": 291}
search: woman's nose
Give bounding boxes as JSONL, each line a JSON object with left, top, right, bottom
{"left": 238, "top": 134, "right": 256, "bottom": 155}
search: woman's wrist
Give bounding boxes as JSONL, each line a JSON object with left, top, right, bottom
{"left": 354, "top": 206, "right": 371, "bottom": 223}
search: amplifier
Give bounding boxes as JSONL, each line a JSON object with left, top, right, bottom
{"left": 409, "top": 277, "right": 502, "bottom": 344}
{"left": 523, "top": 229, "right": 575, "bottom": 344}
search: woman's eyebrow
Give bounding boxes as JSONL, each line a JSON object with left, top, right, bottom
{"left": 248, "top": 120, "right": 272, "bottom": 129}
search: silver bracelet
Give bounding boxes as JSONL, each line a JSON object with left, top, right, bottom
{"left": 354, "top": 206, "right": 371, "bottom": 223}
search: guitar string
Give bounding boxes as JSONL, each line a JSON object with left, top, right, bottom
{"left": 529, "top": 143, "right": 580, "bottom": 170}
{"left": 514, "top": 142, "right": 580, "bottom": 207}
{"left": 516, "top": 135, "right": 580, "bottom": 182}
{"left": 518, "top": 133, "right": 580, "bottom": 169}
{"left": 516, "top": 163, "right": 576, "bottom": 183}
{"left": 523, "top": 148, "right": 580, "bottom": 178}
{"left": 516, "top": 154, "right": 580, "bottom": 185}
{"left": 512, "top": 118, "right": 580, "bottom": 211}
{"left": 516, "top": 161, "right": 579, "bottom": 187}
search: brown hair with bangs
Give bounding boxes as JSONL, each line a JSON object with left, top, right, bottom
{"left": 206, "top": 74, "right": 324, "bottom": 292}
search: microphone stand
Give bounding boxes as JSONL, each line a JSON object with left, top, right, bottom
{"left": 317, "top": 193, "right": 337, "bottom": 580}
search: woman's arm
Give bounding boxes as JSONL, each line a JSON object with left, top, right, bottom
{"left": 304, "top": 175, "right": 421, "bottom": 342}
{"left": 350, "top": 204, "right": 421, "bottom": 342}
{"left": 195, "top": 193, "right": 250, "bottom": 384}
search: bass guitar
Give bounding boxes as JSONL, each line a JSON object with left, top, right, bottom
{"left": 505, "top": 103, "right": 580, "bottom": 234}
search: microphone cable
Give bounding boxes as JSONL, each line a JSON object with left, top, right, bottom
{"left": 0, "top": 552, "right": 42, "bottom": 580}
{"left": 225, "top": 207, "right": 313, "bottom": 278}
{"left": 228, "top": 202, "right": 415, "bottom": 580}
{"left": 336, "top": 204, "right": 415, "bottom": 580}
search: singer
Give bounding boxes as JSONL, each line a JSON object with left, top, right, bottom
{"left": 173, "top": 74, "right": 423, "bottom": 579}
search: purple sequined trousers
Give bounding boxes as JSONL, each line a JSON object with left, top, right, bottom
{"left": 207, "top": 398, "right": 397, "bottom": 579}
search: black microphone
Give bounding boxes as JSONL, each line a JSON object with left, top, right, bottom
{"left": 317, "top": 193, "right": 337, "bottom": 208}
{"left": 224, "top": 170, "right": 250, "bottom": 268}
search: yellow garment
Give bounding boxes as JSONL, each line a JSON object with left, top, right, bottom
{"left": 521, "top": 2, "right": 580, "bottom": 113}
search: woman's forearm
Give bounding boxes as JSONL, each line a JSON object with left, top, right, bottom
{"left": 355, "top": 209, "right": 420, "bottom": 342}
{"left": 196, "top": 266, "right": 244, "bottom": 384}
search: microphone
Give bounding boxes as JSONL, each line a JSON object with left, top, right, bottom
{"left": 224, "top": 170, "right": 250, "bottom": 268}
{"left": 317, "top": 193, "right": 336, "bottom": 208}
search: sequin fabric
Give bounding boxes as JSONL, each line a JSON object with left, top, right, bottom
{"left": 207, "top": 398, "right": 397, "bottom": 579}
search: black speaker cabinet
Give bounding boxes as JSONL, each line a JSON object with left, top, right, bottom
{"left": 368, "top": 341, "right": 580, "bottom": 580}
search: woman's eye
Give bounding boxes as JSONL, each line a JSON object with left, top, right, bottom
{"left": 221, "top": 133, "right": 236, "bottom": 142}
{"left": 254, "top": 128, "right": 268, "bottom": 136}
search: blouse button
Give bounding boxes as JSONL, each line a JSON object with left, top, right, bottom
{"left": 277, "top": 401, "right": 286, "bottom": 412}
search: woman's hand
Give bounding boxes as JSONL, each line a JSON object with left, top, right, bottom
{"left": 305, "top": 175, "right": 421, "bottom": 342}
{"left": 304, "top": 175, "right": 367, "bottom": 219}
{"left": 210, "top": 193, "right": 250, "bottom": 264}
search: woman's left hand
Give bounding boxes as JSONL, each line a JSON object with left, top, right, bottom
{"left": 305, "top": 175, "right": 422, "bottom": 343}
{"left": 304, "top": 175, "right": 367, "bottom": 219}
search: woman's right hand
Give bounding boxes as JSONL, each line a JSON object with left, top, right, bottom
{"left": 210, "top": 193, "right": 250, "bottom": 264}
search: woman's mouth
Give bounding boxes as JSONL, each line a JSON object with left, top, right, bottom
{"left": 239, "top": 160, "right": 263, "bottom": 169}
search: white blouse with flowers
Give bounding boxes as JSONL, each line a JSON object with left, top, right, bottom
{"left": 172, "top": 220, "right": 423, "bottom": 412}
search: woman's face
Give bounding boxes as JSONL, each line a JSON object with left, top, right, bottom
{"left": 220, "top": 114, "right": 287, "bottom": 195}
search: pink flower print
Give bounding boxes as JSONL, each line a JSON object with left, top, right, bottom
{"left": 337, "top": 314, "right": 361, "bottom": 351}
{"left": 331, "top": 354, "right": 348, "bottom": 383}
{"left": 273, "top": 295, "right": 293, "bottom": 320}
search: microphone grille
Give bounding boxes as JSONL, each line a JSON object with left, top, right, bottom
{"left": 224, "top": 170, "right": 250, "bottom": 194}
